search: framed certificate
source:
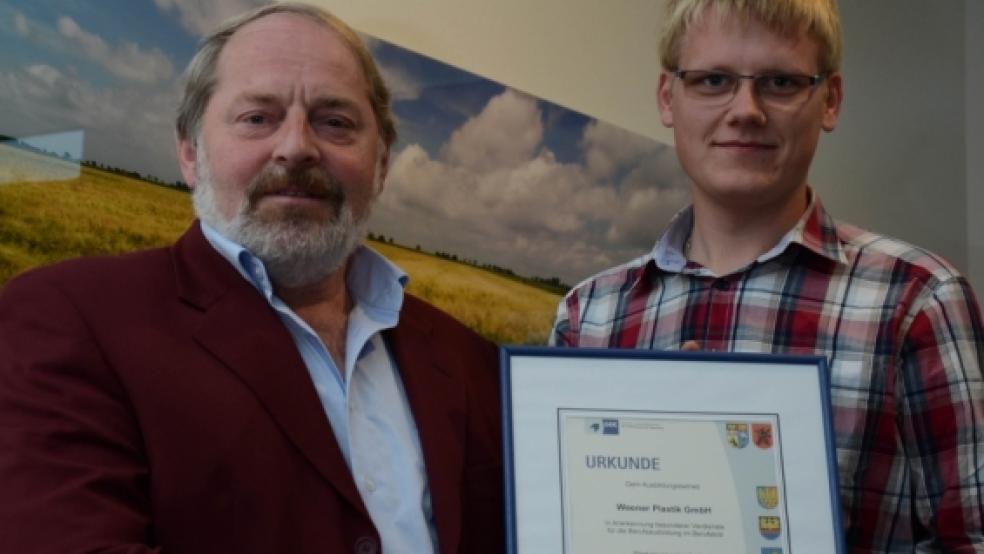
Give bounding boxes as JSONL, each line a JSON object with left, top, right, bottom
{"left": 500, "top": 347, "right": 844, "bottom": 554}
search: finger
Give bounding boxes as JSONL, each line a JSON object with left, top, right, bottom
{"left": 681, "top": 340, "right": 701, "bottom": 352}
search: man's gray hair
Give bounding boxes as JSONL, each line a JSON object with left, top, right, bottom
{"left": 175, "top": 2, "right": 396, "bottom": 148}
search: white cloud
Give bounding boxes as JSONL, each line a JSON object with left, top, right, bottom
{"left": 56, "top": 16, "right": 174, "bottom": 84}
{"left": 442, "top": 89, "right": 544, "bottom": 172}
{"left": 581, "top": 119, "right": 664, "bottom": 181}
{"left": 14, "top": 12, "right": 30, "bottom": 37}
{"left": 384, "top": 130, "right": 607, "bottom": 240}
{"left": 154, "top": 0, "right": 268, "bottom": 37}
{"left": 372, "top": 88, "right": 689, "bottom": 283}
{"left": 362, "top": 36, "right": 424, "bottom": 102}
{"left": 26, "top": 64, "right": 62, "bottom": 88}
{"left": 0, "top": 65, "right": 181, "bottom": 183}
{"left": 599, "top": 138, "right": 690, "bottom": 249}
{"left": 606, "top": 186, "right": 691, "bottom": 248}
{"left": 377, "top": 61, "right": 423, "bottom": 102}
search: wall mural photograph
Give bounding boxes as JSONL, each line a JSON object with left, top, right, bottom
{"left": 0, "top": 0, "right": 690, "bottom": 344}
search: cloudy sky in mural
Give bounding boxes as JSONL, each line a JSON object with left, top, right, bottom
{"left": 0, "top": 0, "right": 690, "bottom": 284}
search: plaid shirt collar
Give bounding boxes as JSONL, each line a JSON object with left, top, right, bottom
{"left": 649, "top": 189, "right": 849, "bottom": 279}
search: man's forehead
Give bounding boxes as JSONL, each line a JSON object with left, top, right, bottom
{"left": 211, "top": 13, "right": 366, "bottom": 95}
{"left": 217, "top": 13, "right": 356, "bottom": 75}
{"left": 678, "top": 8, "right": 818, "bottom": 68}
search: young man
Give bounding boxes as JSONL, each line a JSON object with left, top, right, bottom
{"left": 551, "top": 0, "right": 984, "bottom": 551}
{"left": 0, "top": 4, "right": 502, "bottom": 553}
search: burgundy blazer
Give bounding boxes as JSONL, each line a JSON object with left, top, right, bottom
{"left": 0, "top": 223, "right": 504, "bottom": 554}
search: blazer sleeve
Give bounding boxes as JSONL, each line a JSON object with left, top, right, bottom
{"left": 0, "top": 273, "right": 161, "bottom": 553}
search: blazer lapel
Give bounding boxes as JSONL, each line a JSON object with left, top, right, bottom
{"left": 386, "top": 299, "right": 467, "bottom": 554}
{"left": 170, "top": 223, "right": 368, "bottom": 518}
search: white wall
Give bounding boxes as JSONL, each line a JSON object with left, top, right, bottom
{"left": 312, "top": 0, "right": 670, "bottom": 144}
{"left": 314, "top": 0, "right": 982, "bottom": 292}
{"left": 813, "top": 1, "right": 968, "bottom": 278}
{"left": 968, "top": 0, "right": 984, "bottom": 296}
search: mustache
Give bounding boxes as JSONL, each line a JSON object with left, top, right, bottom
{"left": 245, "top": 165, "right": 344, "bottom": 209}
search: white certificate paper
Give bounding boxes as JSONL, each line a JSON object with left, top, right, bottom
{"left": 501, "top": 347, "right": 843, "bottom": 554}
{"left": 559, "top": 411, "right": 788, "bottom": 554}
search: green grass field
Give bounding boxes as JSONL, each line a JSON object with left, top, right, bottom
{"left": 0, "top": 147, "right": 559, "bottom": 344}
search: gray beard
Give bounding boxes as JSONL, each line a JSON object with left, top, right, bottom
{"left": 191, "top": 149, "right": 370, "bottom": 289}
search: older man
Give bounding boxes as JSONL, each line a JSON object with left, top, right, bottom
{"left": 552, "top": 0, "right": 984, "bottom": 551}
{"left": 0, "top": 4, "right": 502, "bottom": 554}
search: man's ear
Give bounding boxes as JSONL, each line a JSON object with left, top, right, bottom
{"left": 374, "top": 145, "right": 390, "bottom": 197}
{"left": 821, "top": 72, "right": 843, "bottom": 132}
{"left": 657, "top": 71, "right": 675, "bottom": 128}
{"left": 176, "top": 134, "right": 198, "bottom": 188}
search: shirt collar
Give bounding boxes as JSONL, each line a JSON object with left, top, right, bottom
{"left": 651, "top": 188, "right": 848, "bottom": 274}
{"left": 652, "top": 205, "right": 694, "bottom": 272}
{"left": 794, "top": 193, "right": 848, "bottom": 264}
{"left": 199, "top": 220, "right": 408, "bottom": 318}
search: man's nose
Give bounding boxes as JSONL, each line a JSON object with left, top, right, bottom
{"left": 273, "top": 111, "right": 320, "bottom": 167}
{"left": 724, "top": 78, "right": 767, "bottom": 126}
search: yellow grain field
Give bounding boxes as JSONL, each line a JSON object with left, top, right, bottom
{"left": 0, "top": 147, "right": 560, "bottom": 344}
{"left": 370, "top": 242, "right": 560, "bottom": 345}
{"left": 0, "top": 148, "right": 194, "bottom": 283}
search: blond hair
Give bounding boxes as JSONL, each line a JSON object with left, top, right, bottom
{"left": 175, "top": 2, "right": 396, "bottom": 148}
{"left": 658, "top": 0, "right": 842, "bottom": 73}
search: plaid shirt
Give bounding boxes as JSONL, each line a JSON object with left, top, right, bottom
{"left": 551, "top": 194, "right": 984, "bottom": 552}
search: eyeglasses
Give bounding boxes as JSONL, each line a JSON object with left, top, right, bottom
{"left": 673, "top": 69, "right": 827, "bottom": 108}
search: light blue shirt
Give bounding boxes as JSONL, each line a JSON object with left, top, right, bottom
{"left": 201, "top": 222, "right": 438, "bottom": 554}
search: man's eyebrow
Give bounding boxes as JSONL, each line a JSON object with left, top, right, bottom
{"left": 227, "top": 93, "right": 362, "bottom": 115}
{"left": 230, "top": 93, "right": 282, "bottom": 108}
{"left": 694, "top": 63, "right": 813, "bottom": 74}
{"left": 308, "top": 97, "right": 360, "bottom": 112}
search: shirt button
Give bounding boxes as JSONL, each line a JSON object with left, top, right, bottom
{"left": 365, "top": 478, "right": 376, "bottom": 493}
{"left": 354, "top": 536, "right": 378, "bottom": 554}
{"left": 713, "top": 279, "right": 730, "bottom": 291}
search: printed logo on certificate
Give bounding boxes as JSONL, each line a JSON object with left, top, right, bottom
{"left": 558, "top": 410, "right": 791, "bottom": 554}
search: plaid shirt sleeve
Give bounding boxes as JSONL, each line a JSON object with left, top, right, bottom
{"left": 549, "top": 290, "right": 575, "bottom": 347}
{"left": 898, "top": 275, "right": 984, "bottom": 552}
